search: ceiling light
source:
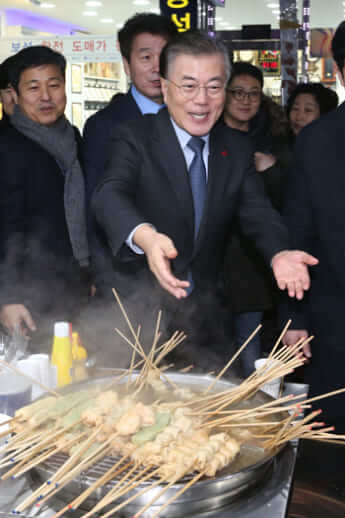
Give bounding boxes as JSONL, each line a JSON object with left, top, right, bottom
{"left": 272, "top": 10, "right": 280, "bottom": 14}
{"left": 150, "top": 7, "right": 160, "bottom": 13}
{"left": 100, "top": 18, "right": 114, "bottom": 23}
{"left": 219, "top": 21, "right": 229, "bottom": 26}
{"left": 133, "top": 0, "right": 151, "bottom": 5}
{"left": 40, "top": 2, "right": 56, "bottom": 7}
{"left": 82, "top": 11, "right": 98, "bottom": 16}
{"left": 267, "top": 3, "right": 279, "bottom": 7}
{"left": 116, "top": 23, "right": 124, "bottom": 29}
{"left": 85, "top": 1, "right": 103, "bottom": 6}
{"left": 215, "top": 17, "right": 223, "bottom": 22}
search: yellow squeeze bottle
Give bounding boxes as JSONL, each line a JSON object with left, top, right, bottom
{"left": 72, "top": 332, "right": 88, "bottom": 382}
{"left": 51, "top": 322, "right": 73, "bottom": 387}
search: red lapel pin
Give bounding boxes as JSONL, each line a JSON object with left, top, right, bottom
{"left": 221, "top": 150, "right": 228, "bottom": 157}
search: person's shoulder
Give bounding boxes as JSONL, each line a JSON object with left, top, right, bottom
{"left": 0, "top": 124, "right": 30, "bottom": 149}
{"left": 298, "top": 101, "right": 343, "bottom": 143}
{"left": 110, "top": 110, "right": 161, "bottom": 140}
{"left": 214, "top": 119, "right": 253, "bottom": 149}
{"left": 84, "top": 91, "right": 140, "bottom": 134}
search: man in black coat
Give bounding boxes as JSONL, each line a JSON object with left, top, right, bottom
{"left": 0, "top": 46, "right": 89, "bottom": 343}
{"left": 283, "top": 21, "right": 345, "bottom": 429}
{"left": 83, "top": 13, "right": 177, "bottom": 295}
{"left": 0, "top": 55, "right": 16, "bottom": 129}
{"left": 93, "top": 32, "right": 317, "bottom": 356}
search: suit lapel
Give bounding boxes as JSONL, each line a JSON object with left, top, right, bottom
{"left": 126, "top": 90, "right": 144, "bottom": 118}
{"left": 154, "top": 109, "right": 195, "bottom": 233}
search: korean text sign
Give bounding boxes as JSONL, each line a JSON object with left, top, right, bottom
{"left": 159, "top": 0, "right": 198, "bottom": 32}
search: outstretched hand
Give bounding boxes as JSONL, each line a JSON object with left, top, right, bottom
{"left": 0, "top": 304, "right": 37, "bottom": 337}
{"left": 133, "top": 225, "right": 190, "bottom": 299}
{"left": 272, "top": 250, "right": 319, "bottom": 300}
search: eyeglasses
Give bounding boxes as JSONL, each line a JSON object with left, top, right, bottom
{"left": 167, "top": 79, "right": 225, "bottom": 99}
{"left": 227, "top": 88, "right": 261, "bottom": 102}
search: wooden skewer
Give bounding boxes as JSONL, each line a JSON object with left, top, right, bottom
{"left": 204, "top": 324, "right": 262, "bottom": 396}
{"left": 103, "top": 472, "right": 182, "bottom": 518}
{"left": 145, "top": 470, "right": 206, "bottom": 518}
{"left": 82, "top": 466, "right": 163, "bottom": 518}
{"left": 132, "top": 469, "right": 191, "bottom": 518}
{"left": 301, "top": 387, "right": 345, "bottom": 406}
{"left": 7, "top": 431, "right": 87, "bottom": 480}
{"left": 52, "top": 456, "right": 133, "bottom": 517}
{"left": 3, "top": 418, "right": 81, "bottom": 468}
{"left": 180, "top": 364, "right": 194, "bottom": 373}
{"left": 71, "top": 459, "right": 134, "bottom": 511}
{"left": 0, "top": 358, "right": 60, "bottom": 397}
{"left": 86, "top": 462, "right": 145, "bottom": 515}
{"left": 35, "top": 443, "right": 113, "bottom": 510}
{"left": 267, "top": 320, "right": 291, "bottom": 360}
{"left": 127, "top": 326, "right": 140, "bottom": 389}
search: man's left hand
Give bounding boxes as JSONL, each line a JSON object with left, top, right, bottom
{"left": 272, "top": 250, "right": 319, "bottom": 299}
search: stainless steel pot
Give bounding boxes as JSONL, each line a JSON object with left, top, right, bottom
{"left": 32, "top": 371, "right": 287, "bottom": 517}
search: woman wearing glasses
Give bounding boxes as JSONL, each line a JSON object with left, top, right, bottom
{"left": 222, "top": 62, "right": 291, "bottom": 377}
{"left": 223, "top": 62, "right": 339, "bottom": 377}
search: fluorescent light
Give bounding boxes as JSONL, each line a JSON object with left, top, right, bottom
{"left": 82, "top": 11, "right": 98, "bottom": 16}
{"left": 150, "top": 7, "right": 160, "bottom": 13}
{"left": 133, "top": 0, "right": 151, "bottom": 5}
{"left": 85, "top": 1, "right": 103, "bottom": 6}
{"left": 267, "top": 2, "right": 279, "bottom": 7}
{"left": 219, "top": 21, "right": 229, "bottom": 26}
{"left": 215, "top": 17, "right": 223, "bottom": 22}
{"left": 100, "top": 18, "right": 114, "bottom": 23}
{"left": 116, "top": 23, "right": 124, "bottom": 29}
{"left": 273, "top": 10, "right": 280, "bottom": 14}
{"left": 40, "top": 2, "right": 56, "bottom": 7}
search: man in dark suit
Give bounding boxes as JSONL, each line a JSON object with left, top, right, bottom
{"left": 92, "top": 31, "right": 317, "bottom": 357}
{"left": 283, "top": 21, "right": 345, "bottom": 429}
{"left": 83, "top": 13, "right": 177, "bottom": 294}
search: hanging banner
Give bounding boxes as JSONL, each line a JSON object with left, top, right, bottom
{"left": 0, "top": 35, "right": 121, "bottom": 62}
{"left": 160, "top": 0, "right": 198, "bottom": 32}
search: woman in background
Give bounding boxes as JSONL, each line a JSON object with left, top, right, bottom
{"left": 287, "top": 82, "right": 338, "bottom": 137}
{"left": 223, "top": 64, "right": 338, "bottom": 377}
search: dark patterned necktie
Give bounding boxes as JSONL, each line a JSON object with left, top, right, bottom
{"left": 187, "top": 136, "right": 207, "bottom": 240}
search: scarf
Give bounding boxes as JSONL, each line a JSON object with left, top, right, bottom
{"left": 11, "top": 105, "right": 89, "bottom": 267}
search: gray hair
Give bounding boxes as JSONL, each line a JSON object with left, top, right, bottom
{"left": 160, "top": 30, "right": 231, "bottom": 82}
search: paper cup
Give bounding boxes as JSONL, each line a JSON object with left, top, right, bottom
{"left": 29, "top": 353, "right": 53, "bottom": 392}
{"left": 17, "top": 357, "right": 44, "bottom": 400}
{"left": 0, "top": 368, "right": 32, "bottom": 417}
{"left": 254, "top": 358, "right": 283, "bottom": 399}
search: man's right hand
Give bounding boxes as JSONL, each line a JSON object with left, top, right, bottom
{"left": 283, "top": 329, "right": 311, "bottom": 359}
{"left": 0, "top": 304, "right": 37, "bottom": 336}
{"left": 133, "top": 225, "right": 190, "bottom": 299}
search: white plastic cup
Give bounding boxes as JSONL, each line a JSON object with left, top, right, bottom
{"left": 254, "top": 358, "right": 283, "bottom": 399}
{"left": 29, "top": 353, "right": 52, "bottom": 391}
{"left": 16, "top": 357, "right": 43, "bottom": 400}
{"left": 0, "top": 368, "right": 32, "bottom": 416}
